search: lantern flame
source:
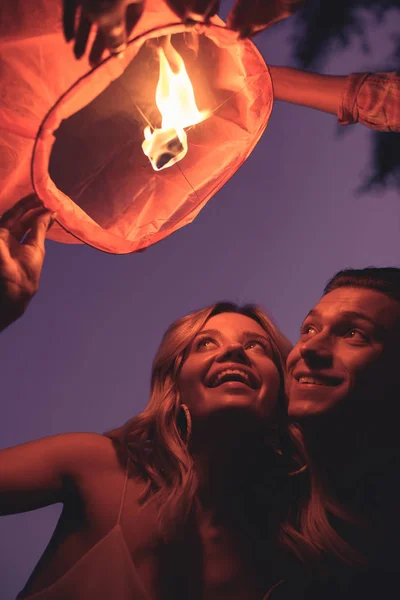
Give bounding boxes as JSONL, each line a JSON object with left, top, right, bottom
{"left": 142, "top": 38, "right": 210, "bottom": 171}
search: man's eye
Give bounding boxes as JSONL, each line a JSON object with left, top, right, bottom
{"left": 345, "top": 329, "right": 369, "bottom": 342}
{"left": 301, "top": 324, "right": 317, "bottom": 336}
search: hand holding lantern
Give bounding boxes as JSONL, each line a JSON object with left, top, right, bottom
{"left": 62, "top": 0, "right": 145, "bottom": 64}
{"left": 227, "top": 0, "right": 305, "bottom": 37}
{"left": 0, "top": 197, "right": 54, "bottom": 332}
{"left": 62, "top": 0, "right": 304, "bottom": 64}
{"left": 163, "top": 1, "right": 305, "bottom": 37}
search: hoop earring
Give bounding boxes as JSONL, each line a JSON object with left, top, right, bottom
{"left": 266, "top": 425, "right": 308, "bottom": 476}
{"left": 288, "top": 463, "right": 308, "bottom": 477}
{"left": 177, "top": 404, "right": 192, "bottom": 445}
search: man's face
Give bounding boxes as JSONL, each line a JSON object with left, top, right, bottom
{"left": 178, "top": 312, "right": 281, "bottom": 424}
{"left": 287, "top": 287, "right": 400, "bottom": 421}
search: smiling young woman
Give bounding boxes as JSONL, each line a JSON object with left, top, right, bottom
{"left": 106, "top": 303, "right": 291, "bottom": 537}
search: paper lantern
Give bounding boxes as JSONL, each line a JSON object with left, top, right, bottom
{"left": 0, "top": 0, "right": 273, "bottom": 253}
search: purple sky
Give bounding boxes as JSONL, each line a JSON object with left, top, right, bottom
{"left": 1, "top": 5, "right": 400, "bottom": 597}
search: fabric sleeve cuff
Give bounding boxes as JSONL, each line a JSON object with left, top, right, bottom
{"left": 338, "top": 72, "right": 371, "bottom": 126}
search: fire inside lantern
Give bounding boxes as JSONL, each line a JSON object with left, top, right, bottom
{"left": 142, "top": 36, "right": 210, "bottom": 171}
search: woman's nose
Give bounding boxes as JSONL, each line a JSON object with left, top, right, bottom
{"left": 216, "top": 343, "right": 250, "bottom": 364}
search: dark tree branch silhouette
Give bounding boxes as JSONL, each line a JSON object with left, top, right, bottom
{"left": 359, "top": 132, "right": 400, "bottom": 192}
{"left": 291, "top": 0, "right": 400, "bottom": 193}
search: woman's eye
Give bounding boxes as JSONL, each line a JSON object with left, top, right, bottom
{"left": 195, "top": 337, "right": 217, "bottom": 350}
{"left": 246, "top": 340, "right": 266, "bottom": 351}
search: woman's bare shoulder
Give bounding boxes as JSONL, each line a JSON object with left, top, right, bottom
{"left": 0, "top": 431, "right": 135, "bottom": 515}
{"left": 53, "top": 431, "right": 133, "bottom": 478}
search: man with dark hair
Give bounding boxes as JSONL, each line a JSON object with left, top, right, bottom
{"left": 287, "top": 266, "right": 400, "bottom": 598}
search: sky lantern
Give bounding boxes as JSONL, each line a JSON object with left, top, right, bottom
{"left": 0, "top": 0, "right": 273, "bottom": 254}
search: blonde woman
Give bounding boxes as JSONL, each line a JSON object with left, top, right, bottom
{"left": 1, "top": 197, "right": 348, "bottom": 600}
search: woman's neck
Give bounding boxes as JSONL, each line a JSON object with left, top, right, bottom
{"left": 189, "top": 411, "right": 279, "bottom": 518}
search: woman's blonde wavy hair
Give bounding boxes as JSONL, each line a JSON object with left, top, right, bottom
{"left": 105, "top": 301, "right": 355, "bottom": 565}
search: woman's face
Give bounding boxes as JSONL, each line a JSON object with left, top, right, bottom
{"left": 178, "top": 312, "right": 281, "bottom": 423}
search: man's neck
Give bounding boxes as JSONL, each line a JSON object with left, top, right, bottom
{"left": 302, "top": 411, "right": 400, "bottom": 498}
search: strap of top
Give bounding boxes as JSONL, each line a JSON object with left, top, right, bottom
{"left": 263, "top": 579, "right": 286, "bottom": 600}
{"left": 116, "top": 458, "right": 130, "bottom": 525}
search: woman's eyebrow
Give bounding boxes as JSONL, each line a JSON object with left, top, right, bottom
{"left": 195, "top": 329, "right": 271, "bottom": 343}
{"left": 241, "top": 331, "right": 271, "bottom": 344}
{"left": 195, "top": 328, "right": 220, "bottom": 338}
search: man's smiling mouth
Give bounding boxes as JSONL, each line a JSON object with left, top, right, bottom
{"left": 295, "top": 374, "right": 342, "bottom": 387}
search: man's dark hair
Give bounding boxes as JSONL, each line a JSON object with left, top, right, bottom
{"left": 323, "top": 267, "right": 400, "bottom": 303}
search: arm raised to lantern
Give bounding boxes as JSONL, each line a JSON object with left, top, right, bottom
{"left": 269, "top": 66, "right": 346, "bottom": 116}
{"left": 269, "top": 66, "right": 400, "bottom": 132}
{"left": 0, "top": 196, "right": 54, "bottom": 333}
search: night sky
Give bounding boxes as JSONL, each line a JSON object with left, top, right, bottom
{"left": 1, "top": 3, "right": 400, "bottom": 597}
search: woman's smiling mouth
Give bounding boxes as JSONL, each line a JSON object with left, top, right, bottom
{"left": 207, "top": 368, "right": 259, "bottom": 388}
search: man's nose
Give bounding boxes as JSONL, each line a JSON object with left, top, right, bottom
{"left": 216, "top": 343, "right": 250, "bottom": 364}
{"left": 299, "top": 333, "right": 333, "bottom": 368}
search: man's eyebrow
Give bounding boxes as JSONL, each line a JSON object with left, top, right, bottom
{"left": 303, "top": 309, "right": 383, "bottom": 331}
{"left": 303, "top": 309, "right": 319, "bottom": 322}
{"left": 337, "top": 311, "right": 379, "bottom": 327}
